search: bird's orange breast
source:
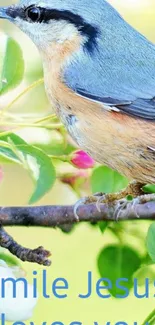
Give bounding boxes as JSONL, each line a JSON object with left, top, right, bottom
{"left": 41, "top": 37, "right": 155, "bottom": 184}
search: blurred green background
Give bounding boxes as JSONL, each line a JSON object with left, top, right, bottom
{"left": 1, "top": 0, "right": 155, "bottom": 323}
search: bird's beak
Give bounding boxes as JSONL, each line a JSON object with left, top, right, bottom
{"left": 0, "top": 7, "right": 10, "bottom": 20}
{"left": 0, "top": 6, "right": 17, "bottom": 21}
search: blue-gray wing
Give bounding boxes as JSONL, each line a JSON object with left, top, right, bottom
{"left": 76, "top": 89, "right": 155, "bottom": 120}
{"left": 63, "top": 11, "right": 155, "bottom": 120}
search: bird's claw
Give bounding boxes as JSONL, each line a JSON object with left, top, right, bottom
{"left": 129, "top": 197, "right": 140, "bottom": 218}
{"left": 96, "top": 194, "right": 109, "bottom": 212}
{"left": 73, "top": 193, "right": 103, "bottom": 221}
{"left": 114, "top": 199, "right": 128, "bottom": 221}
{"left": 74, "top": 187, "right": 141, "bottom": 223}
{"left": 114, "top": 197, "right": 140, "bottom": 221}
{"left": 73, "top": 198, "right": 88, "bottom": 222}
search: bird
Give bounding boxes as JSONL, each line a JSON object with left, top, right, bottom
{"left": 1, "top": 0, "right": 155, "bottom": 211}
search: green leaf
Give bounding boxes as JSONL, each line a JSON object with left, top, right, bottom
{"left": 0, "top": 133, "right": 56, "bottom": 203}
{"left": 143, "top": 184, "right": 155, "bottom": 193}
{"left": 98, "top": 221, "right": 108, "bottom": 233}
{"left": 11, "top": 143, "right": 56, "bottom": 204}
{"left": 149, "top": 316, "right": 155, "bottom": 325}
{"left": 0, "top": 133, "right": 27, "bottom": 144}
{"left": 97, "top": 245, "right": 141, "bottom": 297}
{"left": 134, "top": 265, "right": 155, "bottom": 286}
{"left": 0, "top": 253, "right": 19, "bottom": 266}
{"left": 146, "top": 223, "right": 155, "bottom": 263}
{"left": 0, "top": 35, "right": 24, "bottom": 94}
{"left": 0, "top": 133, "right": 27, "bottom": 164}
{"left": 0, "top": 140, "right": 20, "bottom": 164}
{"left": 91, "top": 166, "right": 128, "bottom": 233}
{"left": 91, "top": 166, "right": 128, "bottom": 194}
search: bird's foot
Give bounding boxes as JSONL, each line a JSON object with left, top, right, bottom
{"left": 124, "top": 180, "right": 144, "bottom": 197}
{"left": 73, "top": 192, "right": 102, "bottom": 221}
{"left": 114, "top": 197, "right": 141, "bottom": 221}
{"left": 73, "top": 181, "right": 144, "bottom": 221}
{"left": 95, "top": 181, "right": 143, "bottom": 212}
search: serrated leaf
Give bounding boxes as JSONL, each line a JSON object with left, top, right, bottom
{"left": 146, "top": 223, "right": 155, "bottom": 263}
{"left": 0, "top": 34, "right": 24, "bottom": 94}
{"left": 91, "top": 166, "right": 128, "bottom": 194}
{"left": 97, "top": 245, "right": 141, "bottom": 297}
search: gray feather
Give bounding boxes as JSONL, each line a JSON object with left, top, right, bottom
{"left": 61, "top": 0, "right": 155, "bottom": 119}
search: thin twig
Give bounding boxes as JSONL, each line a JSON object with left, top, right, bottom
{"left": 0, "top": 227, "right": 51, "bottom": 266}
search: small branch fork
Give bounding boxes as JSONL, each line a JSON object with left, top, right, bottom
{"left": 1, "top": 193, "right": 155, "bottom": 266}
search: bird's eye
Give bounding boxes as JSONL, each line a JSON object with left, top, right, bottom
{"left": 25, "top": 6, "right": 41, "bottom": 23}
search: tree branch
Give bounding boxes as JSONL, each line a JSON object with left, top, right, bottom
{"left": 0, "top": 194, "right": 155, "bottom": 226}
{"left": 1, "top": 194, "right": 155, "bottom": 266}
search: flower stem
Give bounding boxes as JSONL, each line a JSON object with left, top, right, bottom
{"left": 0, "top": 121, "right": 62, "bottom": 129}
{"left": 50, "top": 154, "right": 69, "bottom": 162}
{"left": 0, "top": 78, "right": 43, "bottom": 116}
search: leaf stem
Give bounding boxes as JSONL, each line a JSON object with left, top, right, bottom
{"left": 0, "top": 78, "right": 43, "bottom": 116}
{"left": 34, "top": 114, "right": 57, "bottom": 124}
{"left": 2, "top": 112, "right": 57, "bottom": 123}
{"left": 0, "top": 122, "right": 62, "bottom": 129}
{"left": 141, "top": 308, "right": 155, "bottom": 325}
{"left": 149, "top": 316, "right": 155, "bottom": 325}
{"left": 50, "top": 154, "right": 69, "bottom": 162}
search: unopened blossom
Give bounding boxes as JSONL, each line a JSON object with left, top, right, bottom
{"left": 70, "top": 150, "right": 95, "bottom": 169}
{"left": 61, "top": 169, "right": 88, "bottom": 186}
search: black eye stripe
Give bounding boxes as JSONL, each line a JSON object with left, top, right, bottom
{"left": 7, "top": 5, "right": 98, "bottom": 34}
{"left": 39, "top": 8, "right": 88, "bottom": 27}
{"left": 25, "top": 7, "right": 96, "bottom": 34}
{"left": 6, "top": 6, "right": 99, "bottom": 53}
{"left": 32, "top": 8, "right": 99, "bottom": 51}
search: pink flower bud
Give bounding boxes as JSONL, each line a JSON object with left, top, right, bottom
{"left": 70, "top": 150, "right": 95, "bottom": 169}
{"left": 61, "top": 170, "right": 88, "bottom": 186}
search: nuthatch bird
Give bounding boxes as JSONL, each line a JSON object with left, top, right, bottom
{"left": 1, "top": 0, "right": 155, "bottom": 204}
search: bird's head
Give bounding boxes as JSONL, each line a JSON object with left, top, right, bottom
{"left": 0, "top": 0, "right": 123, "bottom": 55}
